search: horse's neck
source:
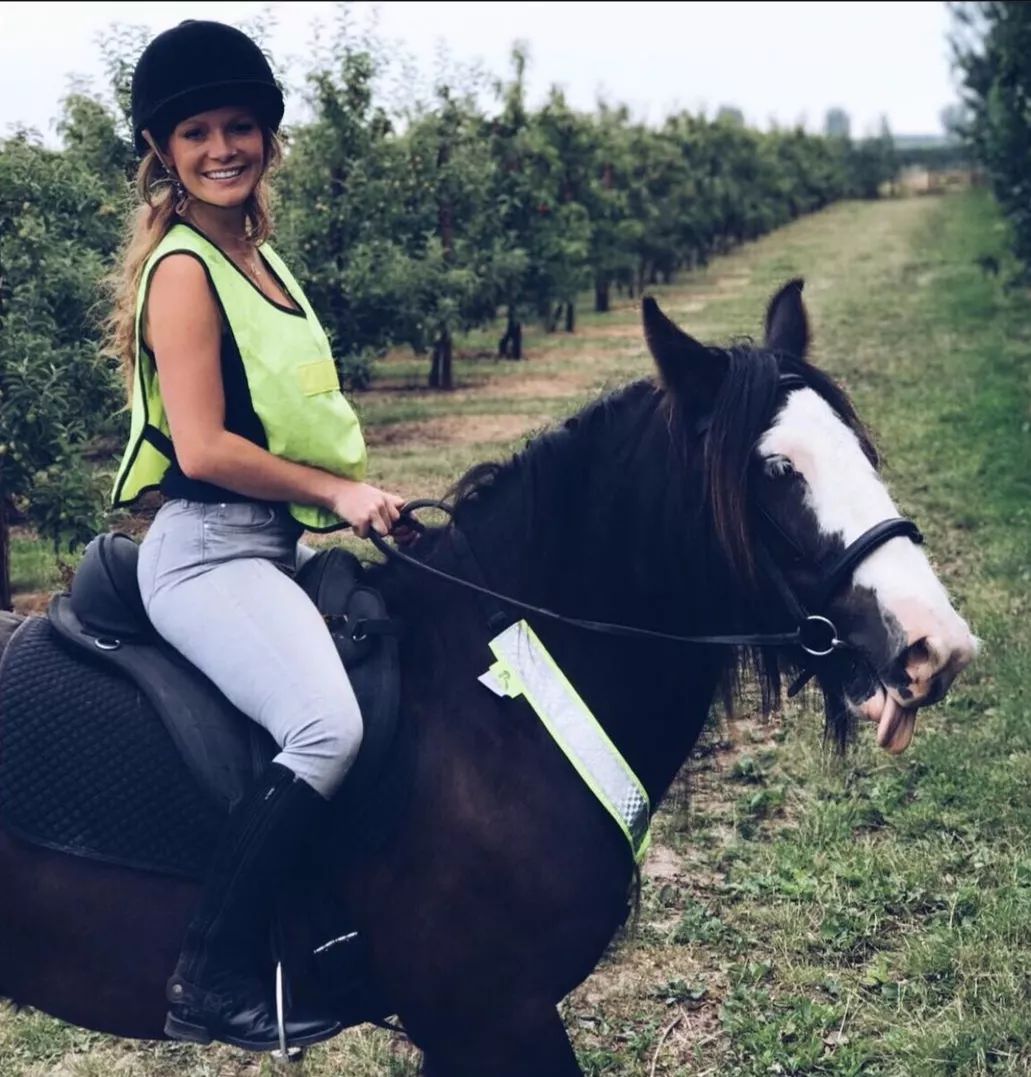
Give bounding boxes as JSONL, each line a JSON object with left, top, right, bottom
{"left": 455, "top": 448, "right": 724, "bottom": 808}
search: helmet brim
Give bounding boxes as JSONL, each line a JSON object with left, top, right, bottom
{"left": 135, "top": 80, "right": 284, "bottom": 155}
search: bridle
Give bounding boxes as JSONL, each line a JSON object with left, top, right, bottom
{"left": 365, "top": 374, "right": 924, "bottom": 688}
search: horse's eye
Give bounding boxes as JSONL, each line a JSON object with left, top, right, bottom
{"left": 763, "top": 454, "right": 795, "bottom": 479}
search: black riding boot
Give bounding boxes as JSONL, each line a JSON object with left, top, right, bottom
{"left": 164, "top": 761, "right": 343, "bottom": 1052}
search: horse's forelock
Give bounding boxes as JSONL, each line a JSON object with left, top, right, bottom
{"left": 700, "top": 344, "right": 782, "bottom": 585}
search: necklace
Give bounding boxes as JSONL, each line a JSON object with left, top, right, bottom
{"left": 224, "top": 240, "right": 264, "bottom": 289}
{"left": 239, "top": 250, "right": 264, "bottom": 289}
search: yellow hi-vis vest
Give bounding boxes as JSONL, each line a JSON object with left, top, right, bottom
{"left": 110, "top": 221, "right": 367, "bottom": 533}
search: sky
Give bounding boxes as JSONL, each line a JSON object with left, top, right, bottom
{"left": 0, "top": 1, "right": 962, "bottom": 146}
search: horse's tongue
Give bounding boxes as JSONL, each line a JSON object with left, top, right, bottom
{"left": 876, "top": 695, "right": 917, "bottom": 754}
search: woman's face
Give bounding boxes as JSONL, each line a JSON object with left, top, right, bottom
{"left": 166, "top": 105, "right": 265, "bottom": 209}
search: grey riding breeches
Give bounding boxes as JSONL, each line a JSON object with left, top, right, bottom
{"left": 136, "top": 497, "right": 364, "bottom": 800}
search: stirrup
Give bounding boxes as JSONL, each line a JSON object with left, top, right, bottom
{"left": 270, "top": 961, "right": 305, "bottom": 1065}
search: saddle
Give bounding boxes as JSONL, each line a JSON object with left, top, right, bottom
{"left": 47, "top": 531, "right": 405, "bottom": 824}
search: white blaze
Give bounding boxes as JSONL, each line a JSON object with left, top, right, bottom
{"left": 757, "top": 389, "right": 973, "bottom": 658}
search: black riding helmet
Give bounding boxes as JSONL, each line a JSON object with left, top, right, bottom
{"left": 130, "top": 19, "right": 285, "bottom": 156}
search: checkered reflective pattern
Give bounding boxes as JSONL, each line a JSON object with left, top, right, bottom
{"left": 619, "top": 787, "right": 649, "bottom": 847}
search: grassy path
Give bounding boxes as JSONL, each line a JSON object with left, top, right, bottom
{"left": 3, "top": 189, "right": 1028, "bottom": 1076}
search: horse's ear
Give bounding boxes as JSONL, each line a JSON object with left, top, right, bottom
{"left": 764, "top": 278, "right": 809, "bottom": 359}
{"left": 642, "top": 295, "right": 726, "bottom": 404}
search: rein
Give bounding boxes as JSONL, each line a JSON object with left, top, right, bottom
{"left": 366, "top": 500, "right": 923, "bottom": 668}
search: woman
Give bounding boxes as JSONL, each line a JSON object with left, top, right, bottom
{"left": 106, "top": 18, "right": 406, "bottom": 1054}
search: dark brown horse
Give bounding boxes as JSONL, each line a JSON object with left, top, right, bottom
{"left": 0, "top": 283, "right": 976, "bottom": 1075}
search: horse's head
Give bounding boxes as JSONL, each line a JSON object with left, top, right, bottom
{"left": 642, "top": 280, "right": 978, "bottom": 755}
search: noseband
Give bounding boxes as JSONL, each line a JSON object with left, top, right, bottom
{"left": 759, "top": 514, "right": 924, "bottom": 659}
{"left": 366, "top": 374, "right": 924, "bottom": 672}
{"left": 758, "top": 514, "right": 923, "bottom": 696}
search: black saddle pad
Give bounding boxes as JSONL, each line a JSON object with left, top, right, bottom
{"left": 0, "top": 611, "right": 415, "bottom": 882}
{"left": 0, "top": 615, "right": 226, "bottom": 878}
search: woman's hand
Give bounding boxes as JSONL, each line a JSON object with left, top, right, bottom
{"left": 327, "top": 480, "right": 407, "bottom": 539}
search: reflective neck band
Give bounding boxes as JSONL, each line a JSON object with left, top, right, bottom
{"left": 480, "top": 620, "right": 652, "bottom": 864}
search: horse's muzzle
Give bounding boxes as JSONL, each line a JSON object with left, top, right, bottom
{"left": 895, "top": 634, "right": 978, "bottom": 707}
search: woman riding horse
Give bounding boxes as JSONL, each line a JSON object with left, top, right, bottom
{"left": 106, "top": 18, "right": 412, "bottom": 1054}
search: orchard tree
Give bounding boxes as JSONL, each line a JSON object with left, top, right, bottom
{"left": 949, "top": 1, "right": 1031, "bottom": 269}
{"left": 276, "top": 26, "right": 417, "bottom": 388}
{"left": 534, "top": 87, "right": 601, "bottom": 331}
{"left": 715, "top": 105, "right": 745, "bottom": 128}
{"left": 584, "top": 103, "right": 638, "bottom": 313}
{"left": 486, "top": 45, "right": 590, "bottom": 359}
{"left": 534, "top": 88, "right": 638, "bottom": 330}
{"left": 398, "top": 84, "right": 523, "bottom": 387}
{"left": 0, "top": 129, "right": 125, "bottom": 609}
{"left": 55, "top": 87, "right": 137, "bottom": 198}
{"left": 623, "top": 122, "right": 687, "bottom": 294}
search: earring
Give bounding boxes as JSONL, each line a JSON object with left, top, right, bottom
{"left": 172, "top": 177, "right": 190, "bottom": 217}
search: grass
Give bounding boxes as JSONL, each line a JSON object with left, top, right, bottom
{"left": 8, "top": 535, "right": 64, "bottom": 596}
{"left": 4, "top": 188, "right": 1030, "bottom": 1074}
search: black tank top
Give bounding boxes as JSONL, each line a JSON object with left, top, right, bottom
{"left": 157, "top": 320, "right": 272, "bottom": 504}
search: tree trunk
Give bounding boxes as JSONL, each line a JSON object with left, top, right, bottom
{"left": 433, "top": 125, "right": 455, "bottom": 390}
{"left": 594, "top": 282, "right": 610, "bottom": 313}
{"left": 498, "top": 314, "right": 523, "bottom": 360}
{"left": 565, "top": 302, "right": 575, "bottom": 333}
{"left": 428, "top": 329, "right": 453, "bottom": 391}
{"left": 0, "top": 234, "right": 10, "bottom": 611}
{"left": 0, "top": 497, "right": 11, "bottom": 613}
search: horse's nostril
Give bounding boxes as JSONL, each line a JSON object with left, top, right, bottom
{"left": 906, "top": 637, "right": 931, "bottom": 670}
{"left": 900, "top": 636, "right": 957, "bottom": 703}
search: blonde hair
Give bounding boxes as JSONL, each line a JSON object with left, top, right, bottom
{"left": 102, "top": 128, "right": 284, "bottom": 404}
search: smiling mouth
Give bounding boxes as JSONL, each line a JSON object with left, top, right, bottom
{"left": 203, "top": 166, "right": 247, "bottom": 181}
